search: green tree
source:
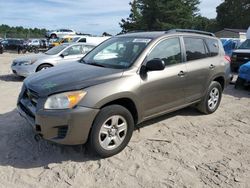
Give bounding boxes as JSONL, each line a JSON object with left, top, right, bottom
{"left": 120, "top": 0, "right": 143, "bottom": 32}
{"left": 216, "top": 0, "right": 250, "bottom": 29}
{"left": 192, "top": 16, "right": 219, "bottom": 32}
{"left": 120, "top": 0, "right": 201, "bottom": 33}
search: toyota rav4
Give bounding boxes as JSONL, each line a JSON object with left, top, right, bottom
{"left": 17, "top": 29, "right": 231, "bottom": 157}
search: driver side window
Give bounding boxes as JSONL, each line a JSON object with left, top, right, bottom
{"left": 148, "top": 38, "right": 182, "bottom": 66}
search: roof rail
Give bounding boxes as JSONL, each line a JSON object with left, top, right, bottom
{"left": 126, "top": 30, "right": 147, "bottom": 33}
{"left": 167, "top": 29, "right": 215, "bottom": 37}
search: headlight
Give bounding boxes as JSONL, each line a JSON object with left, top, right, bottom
{"left": 44, "top": 90, "right": 86, "bottom": 109}
{"left": 22, "top": 60, "right": 32, "bottom": 65}
{"left": 18, "top": 60, "right": 36, "bottom": 65}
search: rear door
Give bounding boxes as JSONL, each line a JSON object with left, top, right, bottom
{"left": 140, "top": 37, "right": 187, "bottom": 118}
{"left": 182, "top": 37, "right": 216, "bottom": 102}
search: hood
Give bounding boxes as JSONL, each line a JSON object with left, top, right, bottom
{"left": 14, "top": 53, "right": 46, "bottom": 63}
{"left": 24, "top": 62, "right": 124, "bottom": 97}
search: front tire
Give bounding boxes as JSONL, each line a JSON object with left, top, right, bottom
{"left": 36, "top": 64, "right": 52, "bottom": 72}
{"left": 89, "top": 105, "right": 134, "bottom": 158}
{"left": 197, "top": 81, "right": 222, "bottom": 114}
{"left": 50, "top": 34, "right": 57, "bottom": 39}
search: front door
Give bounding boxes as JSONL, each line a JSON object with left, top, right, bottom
{"left": 58, "top": 44, "right": 86, "bottom": 64}
{"left": 140, "top": 37, "right": 187, "bottom": 119}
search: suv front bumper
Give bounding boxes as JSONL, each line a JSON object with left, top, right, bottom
{"left": 17, "top": 102, "right": 99, "bottom": 145}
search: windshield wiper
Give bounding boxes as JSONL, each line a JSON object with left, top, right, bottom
{"left": 87, "top": 62, "right": 105, "bottom": 67}
{"left": 79, "top": 59, "right": 105, "bottom": 67}
{"left": 79, "top": 59, "right": 86, "bottom": 63}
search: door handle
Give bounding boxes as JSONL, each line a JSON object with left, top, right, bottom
{"left": 209, "top": 64, "right": 215, "bottom": 69}
{"left": 178, "top": 71, "right": 185, "bottom": 77}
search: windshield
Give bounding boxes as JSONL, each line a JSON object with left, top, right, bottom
{"left": 45, "top": 44, "right": 68, "bottom": 55}
{"left": 238, "top": 39, "right": 250, "bottom": 49}
{"left": 54, "top": 38, "right": 63, "bottom": 43}
{"left": 72, "top": 37, "right": 80, "bottom": 42}
{"left": 80, "top": 37, "right": 151, "bottom": 69}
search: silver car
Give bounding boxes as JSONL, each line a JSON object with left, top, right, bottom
{"left": 11, "top": 42, "right": 95, "bottom": 77}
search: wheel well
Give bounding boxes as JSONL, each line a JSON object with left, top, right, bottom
{"left": 102, "top": 98, "right": 138, "bottom": 124}
{"left": 214, "top": 76, "right": 225, "bottom": 90}
{"left": 50, "top": 33, "right": 57, "bottom": 37}
{"left": 36, "top": 63, "right": 53, "bottom": 72}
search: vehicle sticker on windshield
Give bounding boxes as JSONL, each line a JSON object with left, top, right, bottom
{"left": 133, "top": 39, "right": 151, "bottom": 43}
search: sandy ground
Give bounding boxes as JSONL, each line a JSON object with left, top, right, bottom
{"left": 0, "top": 53, "right": 250, "bottom": 188}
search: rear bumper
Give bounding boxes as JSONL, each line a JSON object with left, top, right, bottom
{"left": 17, "top": 103, "right": 99, "bottom": 145}
{"left": 231, "top": 61, "right": 248, "bottom": 72}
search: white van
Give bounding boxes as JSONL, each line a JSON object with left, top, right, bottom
{"left": 72, "top": 36, "right": 110, "bottom": 45}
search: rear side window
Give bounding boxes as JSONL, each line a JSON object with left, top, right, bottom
{"left": 206, "top": 39, "right": 219, "bottom": 57}
{"left": 184, "top": 37, "right": 207, "bottom": 61}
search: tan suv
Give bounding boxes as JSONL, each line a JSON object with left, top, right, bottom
{"left": 17, "top": 29, "right": 231, "bottom": 157}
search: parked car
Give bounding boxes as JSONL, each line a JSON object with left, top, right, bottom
{"left": 235, "top": 61, "right": 250, "bottom": 89}
{"left": 11, "top": 42, "right": 95, "bottom": 77}
{"left": 45, "top": 29, "right": 76, "bottom": 38}
{"left": 231, "top": 39, "right": 250, "bottom": 72}
{"left": 40, "top": 39, "right": 49, "bottom": 48}
{"left": 49, "top": 36, "right": 74, "bottom": 48}
{"left": 0, "top": 38, "right": 25, "bottom": 54}
{"left": 27, "top": 39, "right": 41, "bottom": 47}
{"left": 220, "top": 38, "right": 241, "bottom": 56}
{"left": 23, "top": 39, "right": 49, "bottom": 53}
{"left": 17, "top": 30, "right": 230, "bottom": 157}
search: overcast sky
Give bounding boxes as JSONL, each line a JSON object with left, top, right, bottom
{"left": 0, "top": 0, "right": 222, "bottom": 35}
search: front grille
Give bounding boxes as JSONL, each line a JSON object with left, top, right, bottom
{"left": 23, "top": 88, "right": 39, "bottom": 107}
{"left": 18, "top": 86, "right": 39, "bottom": 121}
{"left": 19, "top": 102, "right": 35, "bottom": 119}
{"left": 57, "top": 126, "right": 68, "bottom": 139}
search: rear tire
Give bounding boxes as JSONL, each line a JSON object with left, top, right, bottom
{"left": 88, "top": 105, "right": 134, "bottom": 158}
{"left": 197, "top": 81, "right": 222, "bottom": 114}
{"left": 33, "top": 47, "right": 39, "bottom": 53}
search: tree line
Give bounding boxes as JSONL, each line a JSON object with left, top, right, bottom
{"left": 120, "top": 0, "right": 250, "bottom": 33}
{"left": 0, "top": 25, "right": 47, "bottom": 39}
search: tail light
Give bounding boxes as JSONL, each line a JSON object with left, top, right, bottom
{"left": 224, "top": 55, "right": 231, "bottom": 63}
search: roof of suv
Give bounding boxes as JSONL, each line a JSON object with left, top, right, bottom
{"left": 117, "top": 31, "right": 166, "bottom": 39}
{"left": 117, "top": 29, "right": 215, "bottom": 39}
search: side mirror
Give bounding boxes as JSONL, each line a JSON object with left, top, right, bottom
{"left": 145, "top": 59, "right": 165, "bottom": 71}
{"left": 60, "top": 51, "right": 69, "bottom": 58}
